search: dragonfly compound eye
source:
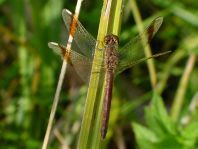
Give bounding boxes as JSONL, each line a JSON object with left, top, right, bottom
{"left": 104, "top": 34, "right": 119, "bottom": 46}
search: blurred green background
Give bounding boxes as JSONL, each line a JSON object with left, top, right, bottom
{"left": 0, "top": 0, "right": 198, "bottom": 148}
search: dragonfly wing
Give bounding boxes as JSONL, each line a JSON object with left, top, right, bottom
{"left": 116, "top": 17, "right": 163, "bottom": 75}
{"left": 62, "top": 9, "right": 97, "bottom": 58}
{"left": 48, "top": 42, "right": 94, "bottom": 83}
{"left": 116, "top": 51, "right": 171, "bottom": 74}
{"left": 48, "top": 42, "right": 64, "bottom": 59}
{"left": 70, "top": 51, "right": 93, "bottom": 83}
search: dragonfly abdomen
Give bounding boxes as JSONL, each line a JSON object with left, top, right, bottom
{"left": 101, "top": 71, "right": 114, "bottom": 139}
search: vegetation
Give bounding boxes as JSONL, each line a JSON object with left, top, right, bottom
{"left": 0, "top": 0, "right": 198, "bottom": 148}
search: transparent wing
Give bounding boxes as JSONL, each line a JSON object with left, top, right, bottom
{"left": 117, "top": 51, "right": 171, "bottom": 74}
{"left": 48, "top": 42, "right": 94, "bottom": 83}
{"left": 62, "top": 9, "right": 97, "bottom": 58}
{"left": 116, "top": 17, "right": 163, "bottom": 74}
{"left": 48, "top": 42, "right": 64, "bottom": 59}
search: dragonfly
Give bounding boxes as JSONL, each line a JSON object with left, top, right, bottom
{"left": 48, "top": 9, "right": 170, "bottom": 139}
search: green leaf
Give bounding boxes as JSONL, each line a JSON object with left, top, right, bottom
{"left": 132, "top": 122, "right": 158, "bottom": 149}
{"left": 132, "top": 91, "right": 198, "bottom": 149}
{"left": 145, "top": 92, "right": 176, "bottom": 136}
{"left": 181, "top": 122, "right": 198, "bottom": 147}
{"left": 155, "top": 135, "right": 184, "bottom": 149}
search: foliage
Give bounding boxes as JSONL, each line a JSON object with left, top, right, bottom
{"left": 133, "top": 92, "right": 198, "bottom": 149}
{"left": 0, "top": 0, "right": 198, "bottom": 148}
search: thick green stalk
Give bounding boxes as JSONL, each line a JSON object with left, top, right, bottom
{"left": 77, "top": 0, "right": 123, "bottom": 148}
{"left": 92, "top": 0, "right": 123, "bottom": 147}
{"left": 77, "top": 0, "right": 110, "bottom": 148}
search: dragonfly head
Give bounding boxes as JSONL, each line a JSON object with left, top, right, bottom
{"left": 104, "top": 34, "right": 119, "bottom": 46}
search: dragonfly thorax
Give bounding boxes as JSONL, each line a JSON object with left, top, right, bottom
{"left": 104, "top": 34, "right": 119, "bottom": 73}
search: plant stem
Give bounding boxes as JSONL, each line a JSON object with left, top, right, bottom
{"left": 130, "top": 0, "right": 157, "bottom": 88}
{"left": 42, "top": 0, "right": 84, "bottom": 149}
{"left": 156, "top": 49, "right": 186, "bottom": 94}
{"left": 77, "top": 0, "right": 123, "bottom": 148}
{"left": 170, "top": 54, "right": 196, "bottom": 121}
{"left": 77, "top": 0, "right": 111, "bottom": 148}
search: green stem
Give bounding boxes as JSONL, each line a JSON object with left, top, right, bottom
{"left": 92, "top": 0, "right": 123, "bottom": 146}
{"left": 77, "top": 0, "right": 123, "bottom": 148}
{"left": 170, "top": 54, "right": 196, "bottom": 121}
{"left": 130, "top": 0, "right": 157, "bottom": 88}
{"left": 156, "top": 48, "right": 186, "bottom": 94}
